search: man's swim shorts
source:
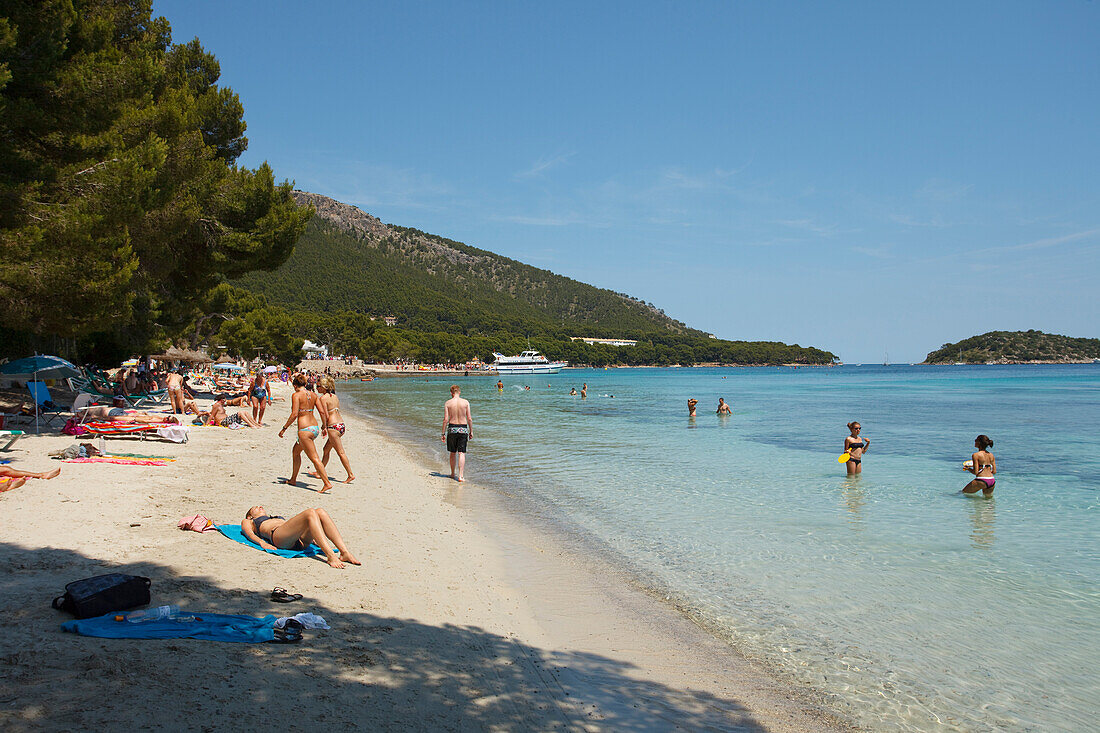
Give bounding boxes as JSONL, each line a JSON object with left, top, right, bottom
{"left": 446, "top": 423, "right": 469, "bottom": 453}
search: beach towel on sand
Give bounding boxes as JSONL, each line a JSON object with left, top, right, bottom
{"left": 216, "top": 523, "right": 336, "bottom": 559}
{"left": 62, "top": 611, "right": 277, "bottom": 642}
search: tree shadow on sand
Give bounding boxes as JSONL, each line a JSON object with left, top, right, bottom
{"left": 0, "top": 543, "right": 774, "bottom": 732}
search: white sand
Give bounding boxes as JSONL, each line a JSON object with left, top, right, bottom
{"left": 0, "top": 383, "right": 848, "bottom": 731}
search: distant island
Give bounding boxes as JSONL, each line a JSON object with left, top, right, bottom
{"left": 924, "top": 330, "right": 1100, "bottom": 364}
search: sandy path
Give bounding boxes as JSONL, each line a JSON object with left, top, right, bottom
{"left": 0, "top": 382, "right": 848, "bottom": 731}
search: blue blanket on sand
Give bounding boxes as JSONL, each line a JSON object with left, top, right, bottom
{"left": 216, "top": 523, "right": 335, "bottom": 558}
{"left": 62, "top": 612, "right": 277, "bottom": 642}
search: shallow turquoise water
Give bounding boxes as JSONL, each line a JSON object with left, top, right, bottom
{"left": 343, "top": 364, "right": 1099, "bottom": 732}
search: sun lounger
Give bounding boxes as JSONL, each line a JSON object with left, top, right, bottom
{"left": 81, "top": 422, "right": 189, "bottom": 443}
{"left": 76, "top": 371, "right": 167, "bottom": 408}
{"left": 0, "top": 429, "right": 25, "bottom": 450}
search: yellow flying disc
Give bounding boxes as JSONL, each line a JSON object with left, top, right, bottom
{"left": 838, "top": 452, "right": 851, "bottom": 463}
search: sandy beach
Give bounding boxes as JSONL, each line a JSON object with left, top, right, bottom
{"left": 0, "top": 382, "right": 848, "bottom": 732}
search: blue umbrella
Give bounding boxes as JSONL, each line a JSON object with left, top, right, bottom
{"left": 0, "top": 355, "right": 80, "bottom": 378}
{"left": 0, "top": 354, "right": 80, "bottom": 434}
{"left": 212, "top": 362, "right": 245, "bottom": 371}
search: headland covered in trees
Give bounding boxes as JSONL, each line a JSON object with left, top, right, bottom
{"left": 229, "top": 193, "right": 837, "bottom": 367}
{"left": 924, "top": 330, "right": 1100, "bottom": 364}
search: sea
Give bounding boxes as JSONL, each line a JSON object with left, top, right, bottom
{"left": 340, "top": 364, "right": 1099, "bottom": 732}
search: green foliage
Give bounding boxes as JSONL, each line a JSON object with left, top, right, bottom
{"left": 0, "top": 0, "right": 311, "bottom": 359}
{"left": 235, "top": 218, "right": 702, "bottom": 339}
{"left": 924, "top": 330, "right": 1100, "bottom": 364}
{"left": 233, "top": 214, "right": 837, "bottom": 365}
{"left": 189, "top": 284, "right": 303, "bottom": 366}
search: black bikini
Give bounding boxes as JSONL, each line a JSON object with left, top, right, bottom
{"left": 252, "top": 514, "right": 284, "bottom": 540}
{"left": 848, "top": 439, "right": 865, "bottom": 464}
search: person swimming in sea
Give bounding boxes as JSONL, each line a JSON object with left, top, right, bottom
{"left": 496, "top": 380, "right": 504, "bottom": 391}
{"left": 570, "top": 388, "right": 577, "bottom": 396}
{"left": 716, "top": 398, "right": 731, "bottom": 415}
{"left": 688, "top": 398, "right": 698, "bottom": 416}
{"left": 963, "top": 434, "right": 996, "bottom": 497}
{"left": 843, "top": 421, "right": 869, "bottom": 475}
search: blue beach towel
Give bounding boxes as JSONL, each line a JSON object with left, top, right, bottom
{"left": 62, "top": 611, "right": 277, "bottom": 643}
{"left": 216, "top": 523, "right": 335, "bottom": 558}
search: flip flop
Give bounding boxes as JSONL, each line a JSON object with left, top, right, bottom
{"left": 271, "top": 587, "right": 303, "bottom": 603}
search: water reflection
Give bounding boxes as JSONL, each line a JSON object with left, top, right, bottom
{"left": 967, "top": 496, "right": 997, "bottom": 549}
{"left": 687, "top": 416, "right": 697, "bottom": 429}
{"left": 841, "top": 476, "right": 866, "bottom": 527}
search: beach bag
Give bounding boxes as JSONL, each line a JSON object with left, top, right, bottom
{"left": 178, "top": 514, "right": 216, "bottom": 533}
{"left": 52, "top": 573, "right": 151, "bottom": 619}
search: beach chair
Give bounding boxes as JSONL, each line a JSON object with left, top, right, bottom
{"left": 27, "top": 381, "right": 67, "bottom": 427}
{"left": 82, "top": 421, "right": 188, "bottom": 443}
{"left": 0, "top": 429, "right": 25, "bottom": 451}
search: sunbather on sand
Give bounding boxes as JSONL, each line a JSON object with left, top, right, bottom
{"left": 0, "top": 466, "right": 61, "bottom": 480}
{"left": 241, "top": 505, "right": 360, "bottom": 569}
{"left": 202, "top": 399, "right": 261, "bottom": 428}
{"left": 0, "top": 477, "right": 27, "bottom": 491}
{"left": 78, "top": 402, "right": 181, "bottom": 424}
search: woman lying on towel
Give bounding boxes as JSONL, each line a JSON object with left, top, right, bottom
{"left": 79, "top": 401, "right": 182, "bottom": 424}
{"left": 242, "top": 506, "right": 360, "bottom": 569}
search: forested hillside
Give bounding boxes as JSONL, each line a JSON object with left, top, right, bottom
{"left": 925, "top": 330, "right": 1100, "bottom": 364}
{"left": 229, "top": 192, "right": 837, "bottom": 366}
{"left": 235, "top": 192, "right": 698, "bottom": 338}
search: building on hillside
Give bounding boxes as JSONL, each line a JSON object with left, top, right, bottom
{"left": 382, "top": 316, "right": 397, "bottom": 326}
{"left": 302, "top": 340, "right": 328, "bottom": 358}
{"left": 570, "top": 337, "right": 638, "bottom": 347}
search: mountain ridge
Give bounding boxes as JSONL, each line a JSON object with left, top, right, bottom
{"left": 230, "top": 191, "right": 837, "bottom": 365}
{"left": 248, "top": 189, "right": 699, "bottom": 334}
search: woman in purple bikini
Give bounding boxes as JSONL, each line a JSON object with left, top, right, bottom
{"left": 963, "top": 435, "right": 996, "bottom": 497}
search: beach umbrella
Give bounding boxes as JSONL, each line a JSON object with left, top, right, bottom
{"left": 0, "top": 355, "right": 81, "bottom": 434}
{"left": 0, "top": 355, "right": 80, "bottom": 379}
{"left": 212, "top": 362, "right": 245, "bottom": 372}
{"left": 263, "top": 365, "right": 278, "bottom": 373}
{"left": 121, "top": 358, "right": 139, "bottom": 367}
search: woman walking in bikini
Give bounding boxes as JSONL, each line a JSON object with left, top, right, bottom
{"left": 278, "top": 373, "right": 333, "bottom": 493}
{"left": 309, "top": 377, "right": 355, "bottom": 484}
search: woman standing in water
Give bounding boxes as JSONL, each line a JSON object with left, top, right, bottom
{"left": 843, "top": 421, "right": 870, "bottom": 475}
{"left": 963, "top": 434, "right": 996, "bottom": 497}
{"left": 279, "top": 373, "right": 333, "bottom": 493}
{"left": 315, "top": 377, "right": 354, "bottom": 484}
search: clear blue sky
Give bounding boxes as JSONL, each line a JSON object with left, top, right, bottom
{"left": 156, "top": 1, "right": 1099, "bottom": 363}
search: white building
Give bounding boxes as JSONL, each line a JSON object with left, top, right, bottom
{"left": 570, "top": 337, "right": 638, "bottom": 347}
{"left": 302, "top": 340, "right": 328, "bottom": 358}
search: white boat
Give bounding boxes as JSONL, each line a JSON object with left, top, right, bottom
{"left": 491, "top": 350, "right": 566, "bottom": 374}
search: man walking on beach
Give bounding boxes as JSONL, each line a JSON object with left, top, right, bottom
{"left": 442, "top": 385, "right": 472, "bottom": 482}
